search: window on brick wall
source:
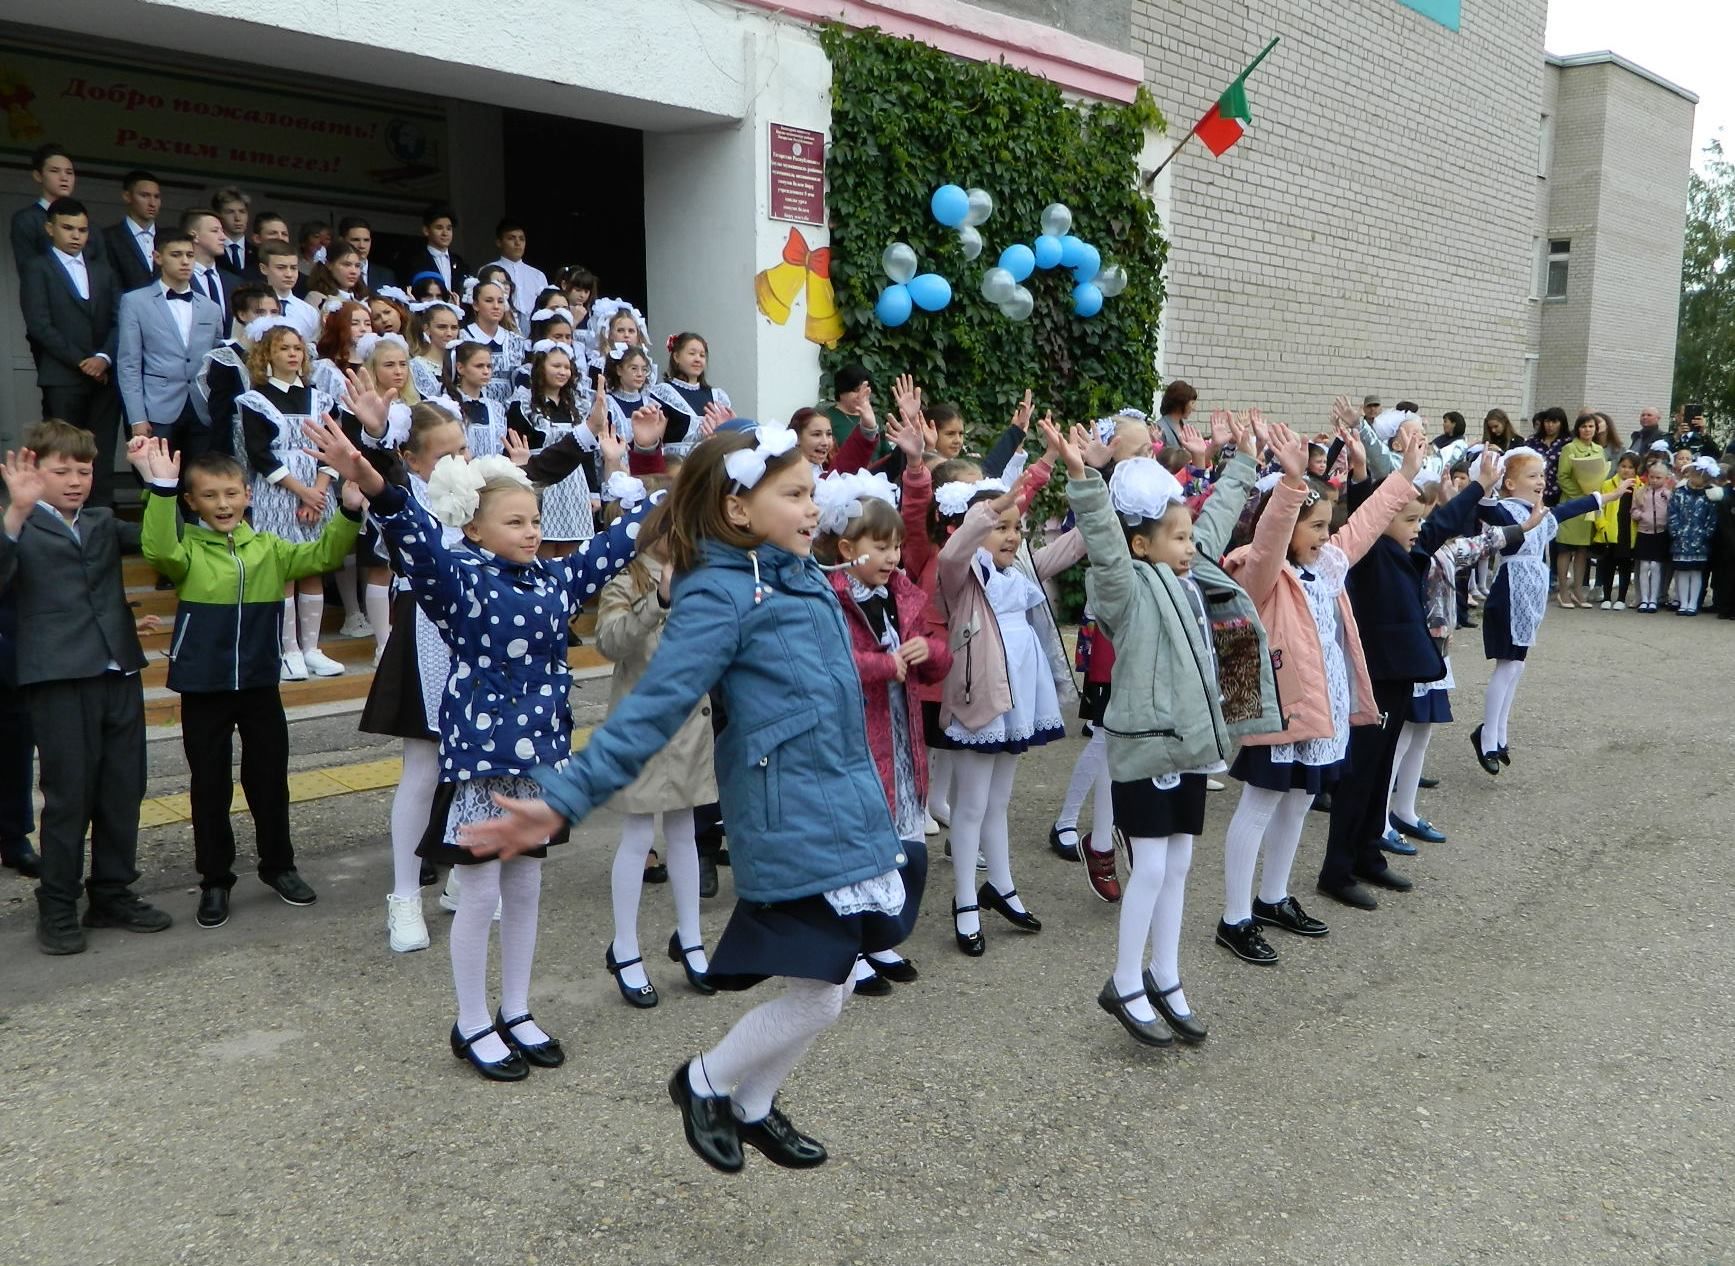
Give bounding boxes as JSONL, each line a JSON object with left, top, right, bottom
{"left": 1545, "top": 239, "right": 1570, "bottom": 300}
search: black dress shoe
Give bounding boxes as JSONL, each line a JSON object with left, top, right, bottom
{"left": 1310, "top": 792, "right": 1333, "bottom": 814}
{"left": 1391, "top": 814, "right": 1447, "bottom": 844}
{"left": 852, "top": 971, "right": 892, "bottom": 997}
{"left": 1357, "top": 866, "right": 1413, "bottom": 892}
{"left": 697, "top": 851, "right": 719, "bottom": 899}
{"left": 494, "top": 1009, "right": 565, "bottom": 1068}
{"left": 196, "top": 887, "right": 230, "bottom": 929}
{"left": 1316, "top": 879, "right": 1378, "bottom": 910}
{"left": 606, "top": 945, "right": 659, "bottom": 1008}
{"left": 1471, "top": 725, "right": 1501, "bottom": 776}
{"left": 1252, "top": 894, "right": 1329, "bottom": 937}
{"left": 450, "top": 1023, "right": 530, "bottom": 1081}
{"left": 952, "top": 901, "right": 985, "bottom": 956}
{"left": 1, "top": 841, "right": 41, "bottom": 879}
{"left": 667, "top": 932, "right": 717, "bottom": 995}
{"left": 1048, "top": 824, "right": 1081, "bottom": 862}
{"left": 82, "top": 892, "right": 172, "bottom": 932}
{"left": 1214, "top": 918, "right": 1278, "bottom": 964}
{"left": 1417, "top": 776, "right": 1441, "bottom": 790}
{"left": 978, "top": 881, "right": 1041, "bottom": 932}
{"left": 419, "top": 862, "right": 438, "bottom": 888}
{"left": 1097, "top": 978, "right": 1175, "bottom": 1047}
{"left": 643, "top": 851, "right": 669, "bottom": 884}
{"left": 669, "top": 1061, "right": 744, "bottom": 1172}
{"left": 868, "top": 955, "right": 919, "bottom": 983}
{"left": 1496, "top": 745, "right": 1511, "bottom": 767}
{"left": 262, "top": 869, "right": 317, "bottom": 906}
{"left": 1142, "top": 972, "right": 1207, "bottom": 1044}
{"left": 736, "top": 1101, "right": 827, "bottom": 1168}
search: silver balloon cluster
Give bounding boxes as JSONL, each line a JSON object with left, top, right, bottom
{"left": 980, "top": 202, "right": 1128, "bottom": 321}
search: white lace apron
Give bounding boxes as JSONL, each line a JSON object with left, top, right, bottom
{"left": 1501, "top": 497, "right": 1556, "bottom": 648}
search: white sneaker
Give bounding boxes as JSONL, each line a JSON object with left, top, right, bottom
{"left": 439, "top": 870, "right": 500, "bottom": 919}
{"left": 302, "top": 647, "right": 346, "bottom": 677}
{"left": 924, "top": 812, "right": 941, "bottom": 836}
{"left": 386, "top": 894, "right": 430, "bottom": 953}
{"left": 281, "top": 650, "right": 308, "bottom": 681}
{"left": 1599, "top": 600, "right": 1612, "bottom": 610}
{"left": 1613, "top": 601, "right": 1626, "bottom": 611}
{"left": 340, "top": 613, "right": 375, "bottom": 639}
{"left": 1206, "top": 778, "right": 1226, "bottom": 791}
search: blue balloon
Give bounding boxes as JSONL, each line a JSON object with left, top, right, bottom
{"left": 1072, "top": 282, "right": 1104, "bottom": 318}
{"left": 1058, "top": 235, "right": 1087, "bottom": 268}
{"left": 1033, "top": 234, "right": 1064, "bottom": 270}
{"left": 875, "top": 283, "right": 913, "bottom": 327}
{"left": 998, "top": 243, "right": 1036, "bottom": 282}
{"left": 907, "top": 272, "right": 952, "bottom": 312}
{"left": 930, "top": 184, "right": 969, "bottom": 228}
{"left": 1072, "top": 243, "right": 1101, "bottom": 284}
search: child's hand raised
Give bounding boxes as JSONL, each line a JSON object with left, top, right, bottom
{"left": 587, "top": 372, "right": 609, "bottom": 430}
{"left": 1395, "top": 427, "right": 1425, "bottom": 481}
{"left": 1268, "top": 421, "right": 1308, "bottom": 479}
{"left": 1178, "top": 422, "right": 1209, "bottom": 465}
{"left": 342, "top": 366, "right": 397, "bottom": 437}
{"left": 886, "top": 411, "right": 925, "bottom": 462}
{"left": 1069, "top": 422, "right": 1113, "bottom": 470}
{"left": 1009, "top": 388, "right": 1035, "bottom": 433}
{"left": 503, "top": 429, "right": 531, "bottom": 468}
{"left": 340, "top": 479, "right": 367, "bottom": 513}
{"left": 302, "top": 414, "right": 383, "bottom": 496}
{"left": 1330, "top": 394, "right": 1358, "bottom": 432}
{"left": 1522, "top": 500, "right": 1548, "bottom": 532}
{"left": 892, "top": 373, "right": 922, "bottom": 423}
{"left": 1476, "top": 446, "right": 1500, "bottom": 489}
{"left": 630, "top": 404, "right": 666, "bottom": 452}
{"left": 596, "top": 420, "right": 627, "bottom": 471}
{"left": 699, "top": 400, "right": 733, "bottom": 439}
{"left": 143, "top": 437, "right": 181, "bottom": 484}
{"left": 1040, "top": 416, "right": 1087, "bottom": 479}
{"left": 1226, "top": 410, "right": 1255, "bottom": 453}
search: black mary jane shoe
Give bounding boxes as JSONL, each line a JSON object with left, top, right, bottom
{"left": 1470, "top": 725, "right": 1501, "bottom": 776}
{"left": 978, "top": 881, "right": 1042, "bottom": 932}
{"left": 1097, "top": 978, "right": 1175, "bottom": 1048}
{"left": 643, "top": 850, "right": 669, "bottom": 885}
{"left": 736, "top": 1101, "right": 828, "bottom": 1168}
{"left": 1143, "top": 972, "right": 1207, "bottom": 1044}
{"left": 952, "top": 901, "right": 985, "bottom": 957}
{"left": 669, "top": 1061, "right": 744, "bottom": 1173}
{"left": 1214, "top": 918, "right": 1278, "bottom": 965}
{"left": 1391, "top": 813, "right": 1447, "bottom": 844}
{"left": 1048, "top": 824, "right": 1081, "bottom": 862}
{"left": 1496, "top": 745, "right": 1511, "bottom": 767}
{"left": 868, "top": 955, "right": 920, "bottom": 984}
{"left": 450, "top": 1023, "right": 530, "bottom": 1082}
{"left": 494, "top": 1009, "right": 565, "bottom": 1068}
{"left": 667, "top": 932, "right": 717, "bottom": 995}
{"left": 852, "top": 971, "right": 893, "bottom": 997}
{"left": 1252, "top": 894, "right": 1329, "bottom": 937}
{"left": 606, "top": 944, "right": 660, "bottom": 1008}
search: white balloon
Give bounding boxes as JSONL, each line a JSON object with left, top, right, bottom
{"left": 1039, "top": 202, "right": 1073, "bottom": 238}
{"left": 1096, "top": 264, "right": 1128, "bottom": 298}
{"left": 980, "top": 267, "right": 1017, "bottom": 305}
{"left": 999, "top": 286, "right": 1034, "bottom": 320}
{"left": 958, "top": 225, "right": 983, "bottom": 261}
{"left": 881, "top": 242, "right": 918, "bottom": 285}
{"left": 964, "top": 187, "right": 995, "bottom": 227}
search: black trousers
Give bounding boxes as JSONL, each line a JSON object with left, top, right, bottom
{"left": 1319, "top": 678, "right": 1413, "bottom": 889}
{"left": 1594, "top": 545, "right": 1632, "bottom": 604}
{"left": 41, "top": 379, "right": 122, "bottom": 507}
{"left": 0, "top": 682, "right": 34, "bottom": 850}
{"left": 24, "top": 673, "right": 145, "bottom": 909}
{"left": 180, "top": 685, "right": 294, "bottom": 889}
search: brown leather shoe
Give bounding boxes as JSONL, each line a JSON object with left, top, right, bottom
{"left": 1082, "top": 833, "right": 1122, "bottom": 904}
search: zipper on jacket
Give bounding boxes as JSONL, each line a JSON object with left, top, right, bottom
{"left": 230, "top": 536, "right": 244, "bottom": 691}
{"left": 1172, "top": 580, "right": 1225, "bottom": 759}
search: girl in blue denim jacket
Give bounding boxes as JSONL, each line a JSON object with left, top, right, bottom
{"left": 463, "top": 422, "right": 917, "bottom": 1176}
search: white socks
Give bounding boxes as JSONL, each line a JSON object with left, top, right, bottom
{"left": 1114, "top": 834, "right": 1195, "bottom": 1022}
{"left": 390, "top": 738, "right": 439, "bottom": 898}
{"left": 611, "top": 810, "right": 706, "bottom": 989}
{"left": 280, "top": 596, "right": 297, "bottom": 654}
{"left": 949, "top": 750, "right": 1024, "bottom": 935}
{"left": 365, "top": 582, "right": 393, "bottom": 654}
{"left": 1390, "top": 723, "right": 1434, "bottom": 826}
{"left": 1483, "top": 659, "right": 1527, "bottom": 752}
{"left": 337, "top": 556, "right": 362, "bottom": 620}
{"left": 496, "top": 857, "right": 549, "bottom": 1045}
{"left": 1222, "top": 785, "right": 1313, "bottom": 925}
{"left": 296, "top": 590, "right": 324, "bottom": 653}
{"left": 451, "top": 857, "right": 547, "bottom": 1061}
{"left": 687, "top": 977, "right": 848, "bottom": 1121}
{"left": 1638, "top": 560, "right": 1662, "bottom": 605}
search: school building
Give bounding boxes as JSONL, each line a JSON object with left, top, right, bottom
{"left": 0, "top": 0, "right": 1697, "bottom": 447}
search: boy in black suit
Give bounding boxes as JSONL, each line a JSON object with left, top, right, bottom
{"left": 18, "top": 198, "right": 123, "bottom": 507}
{"left": 338, "top": 215, "right": 396, "bottom": 290}
{"left": 99, "top": 168, "right": 162, "bottom": 293}
{"left": 0, "top": 420, "right": 170, "bottom": 953}
{"left": 212, "top": 185, "right": 253, "bottom": 275}
{"left": 182, "top": 208, "right": 238, "bottom": 323}
{"left": 9, "top": 142, "right": 77, "bottom": 276}
{"left": 402, "top": 202, "right": 466, "bottom": 296}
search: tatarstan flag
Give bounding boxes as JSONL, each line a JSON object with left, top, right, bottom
{"left": 1194, "top": 37, "right": 1279, "bottom": 157}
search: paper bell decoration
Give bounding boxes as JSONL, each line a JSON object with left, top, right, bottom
{"left": 755, "top": 227, "right": 842, "bottom": 348}
{"left": 804, "top": 247, "right": 842, "bottom": 346}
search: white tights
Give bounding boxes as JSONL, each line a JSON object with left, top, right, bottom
{"left": 389, "top": 738, "right": 440, "bottom": 899}
{"left": 1638, "top": 560, "right": 1663, "bottom": 606}
{"left": 949, "top": 750, "right": 1024, "bottom": 935}
{"left": 927, "top": 747, "right": 954, "bottom": 820}
{"left": 451, "top": 856, "right": 546, "bottom": 1062}
{"left": 365, "top": 583, "right": 393, "bottom": 656}
{"left": 688, "top": 978, "right": 849, "bottom": 1122}
{"left": 1482, "top": 659, "right": 1527, "bottom": 753}
{"left": 1114, "top": 834, "right": 1195, "bottom": 1023}
{"left": 611, "top": 810, "right": 704, "bottom": 989}
{"left": 1677, "top": 569, "right": 1705, "bottom": 613}
{"left": 1221, "top": 785, "right": 1312, "bottom": 925}
{"left": 1388, "top": 722, "right": 1434, "bottom": 826}
{"left": 1055, "top": 729, "right": 1113, "bottom": 852}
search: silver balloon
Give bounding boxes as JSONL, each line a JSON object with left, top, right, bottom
{"left": 881, "top": 242, "right": 918, "bottom": 285}
{"left": 980, "top": 267, "right": 1017, "bottom": 305}
{"left": 957, "top": 225, "right": 984, "bottom": 260}
{"left": 1039, "top": 202, "right": 1073, "bottom": 238}
{"left": 964, "top": 187, "right": 995, "bottom": 227}
{"left": 999, "top": 286, "right": 1034, "bottom": 320}
{"left": 1096, "top": 264, "right": 1128, "bottom": 298}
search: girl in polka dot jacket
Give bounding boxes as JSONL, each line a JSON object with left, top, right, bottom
{"left": 304, "top": 417, "right": 650, "bottom": 1083}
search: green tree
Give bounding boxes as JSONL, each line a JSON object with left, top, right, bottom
{"left": 1674, "top": 139, "right": 1735, "bottom": 431}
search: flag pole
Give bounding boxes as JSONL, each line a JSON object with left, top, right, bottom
{"left": 1140, "top": 36, "right": 1281, "bottom": 191}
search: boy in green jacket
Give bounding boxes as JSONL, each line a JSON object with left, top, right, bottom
{"left": 130, "top": 437, "right": 363, "bottom": 929}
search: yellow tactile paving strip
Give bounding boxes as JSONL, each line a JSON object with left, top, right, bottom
{"left": 137, "top": 728, "right": 595, "bottom": 829}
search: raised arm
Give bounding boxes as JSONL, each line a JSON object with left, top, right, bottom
{"left": 552, "top": 495, "right": 653, "bottom": 612}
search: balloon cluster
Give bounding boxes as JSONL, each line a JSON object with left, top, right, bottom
{"left": 981, "top": 203, "right": 1127, "bottom": 321}
{"left": 930, "top": 183, "right": 994, "bottom": 260}
{"left": 872, "top": 184, "right": 995, "bottom": 328}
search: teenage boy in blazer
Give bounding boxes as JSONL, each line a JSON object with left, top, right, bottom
{"left": 116, "top": 231, "right": 224, "bottom": 465}
{"left": 99, "top": 169, "right": 163, "bottom": 293}
{"left": 9, "top": 143, "right": 77, "bottom": 276}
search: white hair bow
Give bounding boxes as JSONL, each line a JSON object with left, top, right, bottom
{"left": 425, "top": 396, "right": 463, "bottom": 421}
{"left": 355, "top": 332, "right": 405, "bottom": 363}
{"left": 243, "top": 314, "right": 298, "bottom": 344}
{"left": 607, "top": 341, "right": 631, "bottom": 361}
{"left": 424, "top": 453, "right": 533, "bottom": 528}
{"left": 529, "top": 307, "right": 565, "bottom": 324}
{"left": 934, "top": 477, "right": 1005, "bottom": 518}
{"left": 1109, "top": 457, "right": 1186, "bottom": 522}
{"left": 320, "top": 297, "right": 347, "bottom": 314}
{"left": 531, "top": 339, "right": 571, "bottom": 357}
{"left": 1691, "top": 455, "right": 1720, "bottom": 476}
{"left": 1648, "top": 439, "right": 1671, "bottom": 454}
{"left": 460, "top": 276, "right": 481, "bottom": 306}
{"left": 1372, "top": 408, "right": 1419, "bottom": 443}
{"left": 409, "top": 299, "right": 463, "bottom": 319}
{"left": 374, "top": 285, "right": 412, "bottom": 305}
{"left": 601, "top": 470, "right": 648, "bottom": 509}
{"left": 814, "top": 470, "right": 900, "bottom": 535}
{"left": 1254, "top": 471, "right": 1283, "bottom": 495}
{"left": 723, "top": 421, "right": 799, "bottom": 491}
{"left": 1413, "top": 456, "right": 1445, "bottom": 490}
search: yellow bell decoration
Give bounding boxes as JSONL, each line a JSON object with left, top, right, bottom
{"left": 803, "top": 247, "right": 843, "bottom": 348}
{"left": 754, "top": 228, "right": 809, "bottom": 326}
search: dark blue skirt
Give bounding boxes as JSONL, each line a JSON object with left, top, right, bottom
{"left": 1230, "top": 744, "right": 1344, "bottom": 795}
{"left": 705, "top": 840, "right": 928, "bottom": 992}
{"left": 1407, "top": 687, "right": 1453, "bottom": 724}
{"left": 1480, "top": 576, "right": 1529, "bottom": 662}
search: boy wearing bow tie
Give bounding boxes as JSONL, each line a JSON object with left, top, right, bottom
{"left": 116, "top": 231, "right": 224, "bottom": 471}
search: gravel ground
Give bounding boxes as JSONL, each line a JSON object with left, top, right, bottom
{"left": 0, "top": 609, "right": 1730, "bottom": 1266}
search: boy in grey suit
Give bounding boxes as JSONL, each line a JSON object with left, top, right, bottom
{"left": 116, "top": 231, "right": 224, "bottom": 468}
{"left": 0, "top": 420, "right": 170, "bottom": 954}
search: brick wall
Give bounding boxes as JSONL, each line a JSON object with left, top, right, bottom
{"left": 1131, "top": 0, "right": 1546, "bottom": 429}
